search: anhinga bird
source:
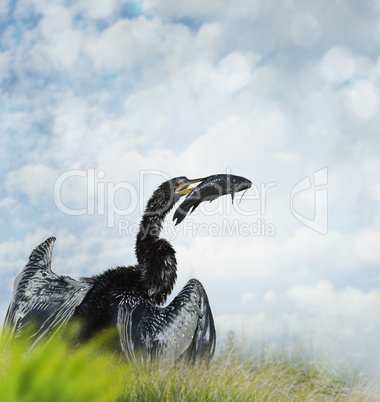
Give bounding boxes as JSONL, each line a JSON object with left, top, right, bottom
{"left": 4, "top": 174, "right": 251, "bottom": 363}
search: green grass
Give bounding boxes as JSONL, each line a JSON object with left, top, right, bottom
{"left": 0, "top": 329, "right": 378, "bottom": 401}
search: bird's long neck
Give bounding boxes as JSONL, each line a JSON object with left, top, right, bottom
{"left": 135, "top": 184, "right": 177, "bottom": 305}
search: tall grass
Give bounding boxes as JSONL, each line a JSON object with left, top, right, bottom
{"left": 0, "top": 328, "right": 378, "bottom": 401}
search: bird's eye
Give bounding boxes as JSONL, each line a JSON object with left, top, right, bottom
{"left": 175, "top": 182, "right": 179, "bottom": 187}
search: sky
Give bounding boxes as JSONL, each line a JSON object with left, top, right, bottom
{"left": 1, "top": 0, "right": 380, "bottom": 374}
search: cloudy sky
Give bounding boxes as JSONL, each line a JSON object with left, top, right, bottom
{"left": 1, "top": 0, "right": 380, "bottom": 373}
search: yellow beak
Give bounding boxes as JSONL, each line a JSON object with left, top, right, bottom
{"left": 175, "top": 178, "right": 204, "bottom": 197}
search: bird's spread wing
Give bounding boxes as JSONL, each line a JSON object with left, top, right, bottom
{"left": 4, "top": 237, "right": 93, "bottom": 347}
{"left": 116, "top": 279, "right": 216, "bottom": 364}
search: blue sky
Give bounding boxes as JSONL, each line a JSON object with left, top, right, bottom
{"left": 1, "top": 0, "right": 380, "bottom": 373}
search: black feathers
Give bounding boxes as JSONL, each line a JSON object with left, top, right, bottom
{"left": 3, "top": 174, "right": 250, "bottom": 363}
{"left": 117, "top": 279, "right": 215, "bottom": 363}
{"left": 3, "top": 176, "right": 232, "bottom": 363}
{"left": 4, "top": 237, "right": 93, "bottom": 348}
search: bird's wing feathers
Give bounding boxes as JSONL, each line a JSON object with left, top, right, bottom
{"left": 4, "top": 237, "right": 92, "bottom": 345}
{"left": 116, "top": 278, "right": 215, "bottom": 363}
{"left": 4, "top": 237, "right": 216, "bottom": 363}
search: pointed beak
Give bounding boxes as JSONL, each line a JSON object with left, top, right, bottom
{"left": 175, "top": 178, "right": 205, "bottom": 197}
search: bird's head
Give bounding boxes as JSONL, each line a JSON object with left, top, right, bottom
{"left": 144, "top": 176, "right": 205, "bottom": 217}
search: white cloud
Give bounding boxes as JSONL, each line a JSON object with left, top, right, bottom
{"left": 214, "top": 52, "right": 254, "bottom": 94}
{"left": 179, "top": 103, "right": 289, "bottom": 175}
{"left": 215, "top": 281, "right": 380, "bottom": 370}
{"left": 39, "top": 5, "right": 72, "bottom": 39}
{"left": 75, "top": 0, "right": 120, "bottom": 20}
{"left": 0, "top": 51, "right": 11, "bottom": 82}
{"left": 263, "top": 290, "right": 277, "bottom": 303}
{"left": 285, "top": 281, "right": 380, "bottom": 345}
{"left": 215, "top": 313, "right": 267, "bottom": 339}
{"left": 32, "top": 29, "right": 84, "bottom": 70}
{"left": 320, "top": 46, "right": 355, "bottom": 83}
{"left": 5, "top": 164, "right": 58, "bottom": 206}
{"left": 151, "top": 0, "right": 260, "bottom": 22}
{"left": 84, "top": 17, "right": 164, "bottom": 73}
{"left": 376, "top": 55, "right": 380, "bottom": 78}
{"left": 290, "top": 13, "right": 321, "bottom": 48}
{"left": 343, "top": 81, "right": 379, "bottom": 119}
{"left": 355, "top": 229, "right": 380, "bottom": 263}
{"left": 240, "top": 292, "right": 257, "bottom": 305}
